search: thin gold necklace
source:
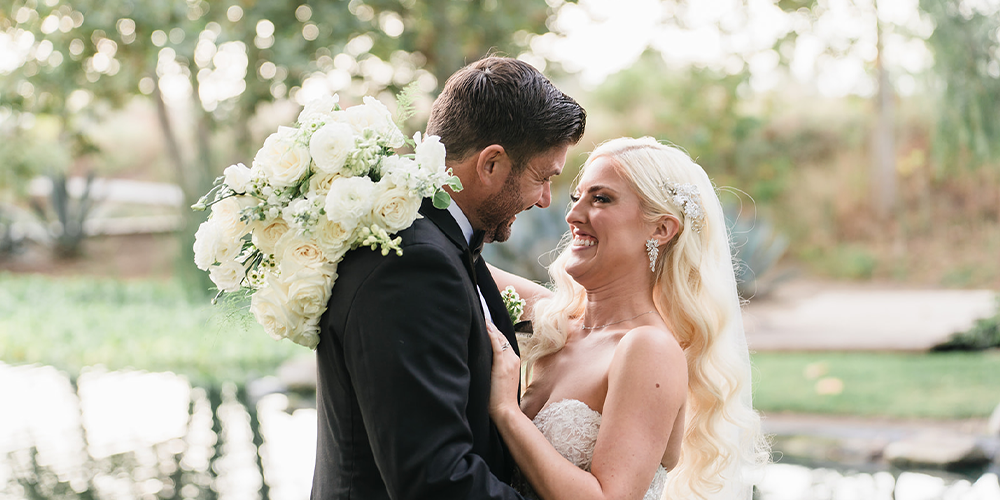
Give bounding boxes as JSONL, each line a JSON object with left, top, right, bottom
{"left": 581, "top": 310, "right": 656, "bottom": 330}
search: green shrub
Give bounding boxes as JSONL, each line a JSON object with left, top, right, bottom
{"left": 933, "top": 298, "right": 1000, "bottom": 351}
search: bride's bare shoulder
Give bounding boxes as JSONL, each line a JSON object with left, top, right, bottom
{"left": 612, "top": 326, "right": 686, "bottom": 381}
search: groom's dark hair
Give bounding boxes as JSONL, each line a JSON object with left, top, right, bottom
{"left": 426, "top": 56, "right": 586, "bottom": 172}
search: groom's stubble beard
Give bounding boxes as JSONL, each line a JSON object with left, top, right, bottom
{"left": 477, "top": 172, "right": 524, "bottom": 244}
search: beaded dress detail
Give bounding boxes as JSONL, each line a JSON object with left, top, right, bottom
{"left": 514, "top": 399, "right": 668, "bottom": 500}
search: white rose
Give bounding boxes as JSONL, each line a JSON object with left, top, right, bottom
{"left": 325, "top": 176, "right": 375, "bottom": 229}
{"left": 250, "top": 279, "right": 303, "bottom": 342}
{"left": 224, "top": 163, "right": 253, "bottom": 193}
{"left": 251, "top": 217, "right": 290, "bottom": 255}
{"left": 415, "top": 134, "right": 447, "bottom": 174}
{"left": 309, "top": 122, "right": 355, "bottom": 175}
{"left": 345, "top": 97, "right": 406, "bottom": 148}
{"left": 372, "top": 181, "right": 422, "bottom": 233}
{"left": 313, "top": 214, "right": 356, "bottom": 262}
{"left": 297, "top": 94, "right": 340, "bottom": 124}
{"left": 193, "top": 219, "right": 242, "bottom": 270}
{"left": 281, "top": 266, "right": 335, "bottom": 318}
{"left": 276, "top": 232, "right": 328, "bottom": 274}
{"left": 193, "top": 220, "right": 221, "bottom": 270}
{"left": 308, "top": 172, "right": 340, "bottom": 196}
{"left": 209, "top": 259, "right": 246, "bottom": 292}
{"left": 211, "top": 196, "right": 254, "bottom": 239}
{"left": 253, "top": 126, "right": 311, "bottom": 187}
{"left": 288, "top": 314, "right": 321, "bottom": 349}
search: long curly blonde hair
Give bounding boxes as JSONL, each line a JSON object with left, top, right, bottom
{"left": 520, "top": 137, "right": 769, "bottom": 499}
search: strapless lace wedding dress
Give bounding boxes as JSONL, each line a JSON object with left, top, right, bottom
{"left": 514, "top": 399, "right": 668, "bottom": 500}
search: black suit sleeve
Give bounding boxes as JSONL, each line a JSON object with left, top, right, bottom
{"left": 342, "top": 243, "right": 524, "bottom": 500}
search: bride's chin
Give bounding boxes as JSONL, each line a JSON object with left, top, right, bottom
{"left": 563, "top": 259, "right": 586, "bottom": 280}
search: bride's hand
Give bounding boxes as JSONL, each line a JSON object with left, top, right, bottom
{"left": 486, "top": 321, "right": 521, "bottom": 421}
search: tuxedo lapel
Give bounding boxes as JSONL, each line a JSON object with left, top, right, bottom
{"left": 474, "top": 258, "right": 518, "bottom": 355}
{"left": 419, "top": 198, "right": 516, "bottom": 351}
{"left": 419, "top": 198, "right": 478, "bottom": 283}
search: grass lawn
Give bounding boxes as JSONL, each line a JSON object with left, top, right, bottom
{"left": 0, "top": 273, "right": 303, "bottom": 387}
{"left": 751, "top": 351, "right": 1000, "bottom": 419}
{"left": 4, "top": 273, "right": 998, "bottom": 419}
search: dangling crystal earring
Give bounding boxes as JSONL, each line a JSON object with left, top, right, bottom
{"left": 646, "top": 239, "right": 658, "bottom": 272}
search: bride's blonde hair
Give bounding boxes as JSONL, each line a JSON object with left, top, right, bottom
{"left": 521, "top": 137, "right": 769, "bottom": 499}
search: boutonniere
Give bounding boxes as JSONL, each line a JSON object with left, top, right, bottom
{"left": 500, "top": 286, "right": 526, "bottom": 325}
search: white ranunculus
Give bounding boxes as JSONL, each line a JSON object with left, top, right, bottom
{"left": 297, "top": 94, "right": 340, "bottom": 124}
{"left": 252, "top": 217, "right": 290, "bottom": 255}
{"left": 308, "top": 172, "right": 340, "bottom": 196}
{"left": 325, "top": 176, "right": 376, "bottom": 229}
{"left": 209, "top": 259, "right": 246, "bottom": 292}
{"left": 309, "top": 122, "right": 355, "bottom": 175}
{"left": 381, "top": 156, "right": 419, "bottom": 190}
{"left": 254, "top": 126, "right": 311, "bottom": 187}
{"left": 282, "top": 266, "right": 335, "bottom": 318}
{"left": 345, "top": 97, "right": 405, "bottom": 148}
{"left": 372, "top": 181, "right": 422, "bottom": 233}
{"left": 193, "top": 219, "right": 242, "bottom": 271}
{"left": 224, "top": 163, "right": 253, "bottom": 193}
{"left": 250, "top": 278, "right": 302, "bottom": 342}
{"left": 415, "top": 133, "right": 447, "bottom": 173}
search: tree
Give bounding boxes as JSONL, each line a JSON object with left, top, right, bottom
{"left": 2, "top": 0, "right": 558, "bottom": 280}
{"left": 919, "top": 0, "right": 1000, "bottom": 173}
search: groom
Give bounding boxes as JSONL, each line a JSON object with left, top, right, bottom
{"left": 311, "top": 56, "right": 586, "bottom": 499}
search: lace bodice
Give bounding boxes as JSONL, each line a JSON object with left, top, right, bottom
{"left": 514, "top": 399, "right": 668, "bottom": 500}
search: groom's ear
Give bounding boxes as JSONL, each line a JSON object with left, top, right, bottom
{"left": 475, "top": 144, "right": 513, "bottom": 188}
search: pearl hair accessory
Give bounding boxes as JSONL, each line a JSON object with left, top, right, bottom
{"left": 663, "top": 181, "right": 705, "bottom": 233}
{"left": 646, "top": 238, "right": 659, "bottom": 272}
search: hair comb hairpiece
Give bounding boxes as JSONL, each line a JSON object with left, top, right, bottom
{"left": 662, "top": 181, "right": 705, "bottom": 233}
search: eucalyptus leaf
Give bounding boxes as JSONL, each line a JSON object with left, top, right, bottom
{"left": 433, "top": 190, "right": 452, "bottom": 210}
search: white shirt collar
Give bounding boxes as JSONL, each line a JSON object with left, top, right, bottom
{"left": 446, "top": 202, "right": 475, "bottom": 245}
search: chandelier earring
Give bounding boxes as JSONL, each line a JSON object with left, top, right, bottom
{"left": 645, "top": 239, "right": 659, "bottom": 272}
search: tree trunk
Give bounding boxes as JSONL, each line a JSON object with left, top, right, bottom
{"left": 153, "top": 74, "right": 192, "bottom": 202}
{"left": 872, "top": 13, "right": 897, "bottom": 222}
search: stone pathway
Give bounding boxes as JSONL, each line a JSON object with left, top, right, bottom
{"left": 743, "top": 280, "right": 997, "bottom": 351}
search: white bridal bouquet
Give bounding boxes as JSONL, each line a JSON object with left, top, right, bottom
{"left": 192, "top": 91, "right": 460, "bottom": 349}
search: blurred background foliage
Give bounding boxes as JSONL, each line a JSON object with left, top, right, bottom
{"left": 2, "top": 0, "right": 999, "bottom": 288}
{"left": 2, "top": 1, "right": 999, "bottom": 496}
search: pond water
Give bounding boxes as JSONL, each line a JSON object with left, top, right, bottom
{"left": 1, "top": 363, "right": 998, "bottom": 500}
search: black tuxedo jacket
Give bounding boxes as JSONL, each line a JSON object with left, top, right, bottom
{"left": 311, "top": 198, "right": 524, "bottom": 500}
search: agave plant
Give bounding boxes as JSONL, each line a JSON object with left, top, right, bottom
{"left": 724, "top": 203, "right": 791, "bottom": 299}
{"left": 0, "top": 207, "right": 25, "bottom": 257}
{"left": 30, "top": 172, "right": 97, "bottom": 258}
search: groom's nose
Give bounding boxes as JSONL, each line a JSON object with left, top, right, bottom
{"left": 535, "top": 182, "right": 552, "bottom": 209}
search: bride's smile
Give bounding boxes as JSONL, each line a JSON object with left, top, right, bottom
{"left": 564, "top": 157, "right": 656, "bottom": 287}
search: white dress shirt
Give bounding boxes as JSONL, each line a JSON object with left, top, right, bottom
{"left": 445, "top": 202, "right": 494, "bottom": 324}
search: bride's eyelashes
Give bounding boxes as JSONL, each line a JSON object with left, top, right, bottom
{"left": 569, "top": 192, "right": 611, "bottom": 204}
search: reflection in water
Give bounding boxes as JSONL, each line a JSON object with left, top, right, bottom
{"left": 1, "top": 362, "right": 998, "bottom": 500}
{"left": 759, "top": 463, "right": 1000, "bottom": 500}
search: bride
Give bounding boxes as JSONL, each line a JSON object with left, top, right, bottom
{"left": 487, "top": 137, "right": 769, "bottom": 500}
